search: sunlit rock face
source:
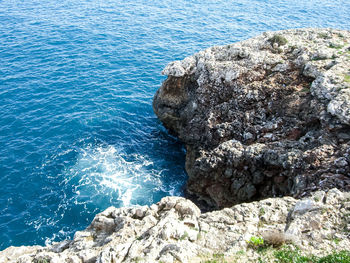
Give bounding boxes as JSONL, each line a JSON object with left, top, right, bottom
{"left": 1, "top": 189, "right": 350, "bottom": 263}
{"left": 154, "top": 28, "right": 350, "bottom": 208}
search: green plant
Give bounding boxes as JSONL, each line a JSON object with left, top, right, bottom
{"left": 333, "top": 238, "right": 341, "bottom": 245}
{"left": 268, "top": 34, "right": 288, "bottom": 46}
{"left": 329, "top": 43, "right": 343, "bottom": 49}
{"left": 33, "top": 259, "right": 50, "bottom": 263}
{"left": 247, "top": 236, "right": 265, "bottom": 249}
{"left": 344, "top": 75, "right": 350, "bottom": 83}
{"left": 274, "top": 246, "right": 350, "bottom": 263}
{"left": 259, "top": 207, "right": 265, "bottom": 216}
{"left": 318, "top": 250, "right": 350, "bottom": 263}
{"left": 274, "top": 246, "right": 314, "bottom": 263}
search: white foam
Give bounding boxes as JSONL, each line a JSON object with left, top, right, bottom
{"left": 64, "top": 144, "right": 158, "bottom": 207}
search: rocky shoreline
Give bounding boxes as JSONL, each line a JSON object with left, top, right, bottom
{"left": 1, "top": 189, "right": 350, "bottom": 262}
{"left": 1, "top": 28, "right": 350, "bottom": 262}
{"left": 154, "top": 28, "right": 350, "bottom": 209}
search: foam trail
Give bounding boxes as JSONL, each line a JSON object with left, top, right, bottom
{"left": 64, "top": 144, "right": 157, "bottom": 207}
{"left": 31, "top": 142, "right": 185, "bottom": 246}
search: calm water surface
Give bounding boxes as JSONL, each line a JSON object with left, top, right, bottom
{"left": 0, "top": 0, "right": 349, "bottom": 250}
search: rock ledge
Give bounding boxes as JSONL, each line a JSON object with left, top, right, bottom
{"left": 1, "top": 189, "right": 350, "bottom": 262}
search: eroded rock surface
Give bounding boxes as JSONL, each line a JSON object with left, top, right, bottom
{"left": 153, "top": 28, "right": 350, "bottom": 208}
{"left": 1, "top": 189, "right": 349, "bottom": 263}
{"left": 2, "top": 28, "right": 350, "bottom": 263}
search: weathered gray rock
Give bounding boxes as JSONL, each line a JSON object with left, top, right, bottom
{"left": 2, "top": 28, "right": 350, "bottom": 263}
{"left": 1, "top": 190, "right": 349, "bottom": 262}
{"left": 153, "top": 28, "right": 350, "bottom": 208}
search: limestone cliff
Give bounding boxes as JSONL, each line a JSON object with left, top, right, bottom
{"left": 153, "top": 28, "right": 350, "bottom": 208}
{"left": 1, "top": 28, "right": 350, "bottom": 263}
{"left": 1, "top": 189, "right": 350, "bottom": 262}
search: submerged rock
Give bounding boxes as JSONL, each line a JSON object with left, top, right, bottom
{"left": 153, "top": 28, "right": 350, "bottom": 208}
{"left": 1, "top": 190, "right": 349, "bottom": 262}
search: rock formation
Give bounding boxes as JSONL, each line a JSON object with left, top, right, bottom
{"left": 1, "top": 28, "right": 350, "bottom": 263}
{"left": 153, "top": 28, "right": 350, "bottom": 208}
{"left": 1, "top": 189, "right": 349, "bottom": 262}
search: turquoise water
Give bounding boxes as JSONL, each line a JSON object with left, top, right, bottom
{"left": 0, "top": 0, "right": 349, "bottom": 250}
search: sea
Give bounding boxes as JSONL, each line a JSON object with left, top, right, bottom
{"left": 0, "top": 0, "right": 349, "bottom": 250}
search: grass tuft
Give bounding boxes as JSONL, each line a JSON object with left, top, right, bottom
{"left": 268, "top": 35, "right": 288, "bottom": 46}
{"left": 274, "top": 246, "right": 350, "bottom": 263}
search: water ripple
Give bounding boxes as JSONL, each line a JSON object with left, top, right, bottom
{"left": 0, "top": 0, "right": 349, "bottom": 250}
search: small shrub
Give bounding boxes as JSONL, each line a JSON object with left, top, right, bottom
{"left": 329, "top": 43, "right": 343, "bottom": 49}
{"left": 247, "top": 236, "right": 264, "bottom": 249}
{"left": 318, "top": 250, "right": 350, "bottom": 263}
{"left": 268, "top": 35, "right": 288, "bottom": 46}
{"left": 262, "top": 230, "right": 286, "bottom": 247}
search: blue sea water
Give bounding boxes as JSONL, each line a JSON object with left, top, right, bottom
{"left": 0, "top": 0, "right": 349, "bottom": 250}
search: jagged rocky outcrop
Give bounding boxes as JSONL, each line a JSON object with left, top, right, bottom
{"left": 2, "top": 28, "right": 350, "bottom": 263}
{"left": 1, "top": 189, "right": 350, "bottom": 263}
{"left": 153, "top": 28, "right": 350, "bottom": 208}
